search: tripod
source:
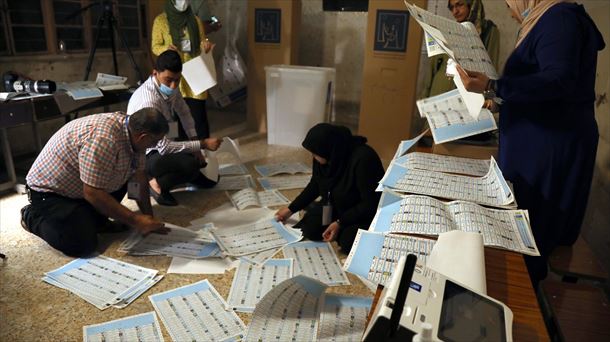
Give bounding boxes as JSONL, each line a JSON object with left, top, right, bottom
{"left": 80, "top": 0, "right": 144, "bottom": 83}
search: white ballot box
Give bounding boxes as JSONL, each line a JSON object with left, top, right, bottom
{"left": 265, "top": 65, "right": 335, "bottom": 147}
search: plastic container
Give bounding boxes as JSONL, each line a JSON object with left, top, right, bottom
{"left": 265, "top": 65, "right": 336, "bottom": 147}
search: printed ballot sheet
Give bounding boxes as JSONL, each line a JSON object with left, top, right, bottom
{"left": 219, "top": 163, "right": 248, "bottom": 176}
{"left": 83, "top": 312, "right": 164, "bottom": 342}
{"left": 227, "top": 188, "right": 290, "bottom": 210}
{"left": 416, "top": 89, "right": 497, "bottom": 143}
{"left": 211, "top": 219, "right": 302, "bottom": 256}
{"left": 213, "top": 174, "right": 256, "bottom": 191}
{"left": 43, "top": 256, "right": 159, "bottom": 310}
{"left": 119, "top": 223, "right": 221, "bottom": 258}
{"left": 370, "top": 192, "right": 539, "bottom": 255}
{"left": 343, "top": 230, "right": 436, "bottom": 286}
{"left": 149, "top": 279, "right": 245, "bottom": 342}
{"left": 255, "top": 162, "right": 312, "bottom": 177}
{"left": 258, "top": 174, "right": 311, "bottom": 190}
{"left": 240, "top": 246, "right": 282, "bottom": 266}
{"left": 393, "top": 151, "right": 490, "bottom": 176}
{"left": 227, "top": 259, "right": 294, "bottom": 312}
{"left": 318, "top": 295, "right": 372, "bottom": 342}
{"left": 245, "top": 276, "right": 327, "bottom": 342}
{"left": 392, "top": 130, "right": 429, "bottom": 160}
{"left": 380, "top": 157, "right": 515, "bottom": 208}
{"left": 283, "top": 242, "right": 350, "bottom": 286}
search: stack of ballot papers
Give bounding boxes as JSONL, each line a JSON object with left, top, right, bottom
{"left": 254, "top": 162, "right": 312, "bottom": 177}
{"left": 118, "top": 223, "right": 222, "bottom": 258}
{"left": 283, "top": 241, "right": 350, "bottom": 286}
{"left": 227, "top": 188, "right": 290, "bottom": 210}
{"left": 258, "top": 174, "right": 311, "bottom": 190}
{"left": 393, "top": 151, "right": 490, "bottom": 176}
{"left": 43, "top": 256, "right": 162, "bottom": 310}
{"left": 83, "top": 312, "right": 165, "bottom": 342}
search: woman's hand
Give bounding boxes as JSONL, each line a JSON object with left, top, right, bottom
{"left": 201, "top": 39, "right": 215, "bottom": 54}
{"left": 456, "top": 65, "right": 489, "bottom": 94}
{"left": 322, "top": 221, "right": 340, "bottom": 242}
{"left": 275, "top": 207, "right": 293, "bottom": 223}
{"left": 167, "top": 44, "right": 178, "bottom": 52}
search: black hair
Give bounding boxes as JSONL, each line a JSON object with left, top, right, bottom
{"left": 128, "top": 107, "right": 169, "bottom": 136}
{"left": 154, "top": 50, "right": 182, "bottom": 73}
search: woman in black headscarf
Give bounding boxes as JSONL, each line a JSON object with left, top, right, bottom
{"left": 275, "top": 124, "right": 385, "bottom": 253}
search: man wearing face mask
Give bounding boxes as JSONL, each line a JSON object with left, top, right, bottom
{"left": 127, "top": 50, "right": 222, "bottom": 206}
{"left": 152, "top": 0, "right": 214, "bottom": 140}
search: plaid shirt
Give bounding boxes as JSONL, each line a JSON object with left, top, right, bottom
{"left": 26, "top": 112, "right": 145, "bottom": 199}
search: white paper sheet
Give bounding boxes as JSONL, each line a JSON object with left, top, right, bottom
{"left": 149, "top": 280, "right": 245, "bottom": 342}
{"left": 380, "top": 157, "right": 515, "bottom": 208}
{"left": 343, "top": 230, "right": 436, "bottom": 286}
{"left": 244, "top": 276, "right": 327, "bottom": 342}
{"left": 219, "top": 163, "right": 248, "bottom": 175}
{"left": 58, "top": 81, "right": 103, "bottom": 100}
{"left": 202, "top": 137, "right": 243, "bottom": 182}
{"left": 83, "top": 312, "right": 164, "bottom": 342}
{"left": 427, "top": 231, "right": 487, "bottom": 294}
{"left": 258, "top": 174, "right": 311, "bottom": 190}
{"left": 95, "top": 73, "right": 128, "bottom": 90}
{"left": 213, "top": 174, "right": 256, "bottom": 191}
{"left": 255, "top": 162, "right": 312, "bottom": 177}
{"left": 227, "top": 259, "right": 294, "bottom": 312}
{"left": 167, "top": 256, "right": 237, "bottom": 274}
{"left": 446, "top": 58, "right": 487, "bottom": 120}
{"left": 211, "top": 219, "right": 302, "bottom": 256}
{"left": 181, "top": 51, "right": 217, "bottom": 95}
{"left": 393, "top": 151, "right": 490, "bottom": 176}
{"left": 318, "top": 295, "right": 372, "bottom": 342}
{"left": 392, "top": 129, "right": 430, "bottom": 160}
{"left": 283, "top": 242, "right": 350, "bottom": 286}
{"left": 240, "top": 247, "right": 282, "bottom": 266}
{"left": 227, "top": 188, "right": 290, "bottom": 210}
{"left": 190, "top": 202, "right": 275, "bottom": 229}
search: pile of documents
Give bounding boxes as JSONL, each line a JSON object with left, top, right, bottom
{"left": 227, "top": 188, "right": 290, "bottom": 210}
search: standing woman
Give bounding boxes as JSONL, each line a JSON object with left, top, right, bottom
{"left": 458, "top": 0, "right": 605, "bottom": 286}
{"left": 275, "top": 124, "right": 385, "bottom": 254}
{"left": 423, "top": 0, "right": 500, "bottom": 98}
{"left": 152, "top": 0, "right": 212, "bottom": 139}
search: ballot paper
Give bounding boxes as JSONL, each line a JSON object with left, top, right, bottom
{"left": 150, "top": 280, "right": 245, "bottom": 342}
{"left": 227, "top": 259, "right": 294, "bottom": 312}
{"left": 283, "top": 242, "right": 350, "bottom": 286}
{"left": 227, "top": 188, "right": 290, "bottom": 210}
{"left": 219, "top": 163, "right": 248, "bottom": 175}
{"left": 167, "top": 256, "right": 237, "bottom": 274}
{"left": 343, "top": 230, "right": 436, "bottom": 286}
{"left": 258, "top": 174, "right": 311, "bottom": 190}
{"left": 210, "top": 219, "right": 302, "bottom": 256}
{"left": 446, "top": 58, "right": 487, "bottom": 120}
{"left": 244, "top": 276, "right": 327, "bottom": 342}
{"left": 239, "top": 247, "right": 282, "bottom": 266}
{"left": 391, "top": 129, "right": 429, "bottom": 160}
{"left": 83, "top": 312, "right": 164, "bottom": 342}
{"left": 58, "top": 81, "right": 103, "bottom": 100}
{"left": 255, "top": 162, "right": 312, "bottom": 177}
{"left": 43, "top": 256, "right": 159, "bottom": 310}
{"left": 181, "top": 50, "right": 217, "bottom": 95}
{"left": 416, "top": 89, "right": 496, "bottom": 143}
{"left": 370, "top": 191, "right": 539, "bottom": 255}
{"left": 95, "top": 73, "right": 128, "bottom": 90}
{"left": 202, "top": 136, "right": 243, "bottom": 181}
{"left": 318, "top": 295, "right": 372, "bottom": 342}
{"left": 119, "top": 223, "right": 221, "bottom": 258}
{"left": 380, "top": 157, "right": 515, "bottom": 208}
{"left": 393, "top": 151, "right": 490, "bottom": 176}
{"left": 213, "top": 174, "right": 256, "bottom": 191}
{"left": 190, "top": 203, "right": 275, "bottom": 229}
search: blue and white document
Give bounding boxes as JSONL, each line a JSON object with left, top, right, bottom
{"left": 83, "top": 312, "right": 164, "bottom": 342}
{"left": 149, "top": 279, "right": 245, "bottom": 342}
{"left": 211, "top": 219, "right": 302, "bottom": 256}
{"left": 258, "top": 174, "right": 311, "bottom": 190}
{"left": 283, "top": 241, "right": 350, "bottom": 286}
{"left": 393, "top": 151, "right": 490, "bottom": 176}
{"left": 227, "top": 188, "right": 290, "bottom": 210}
{"left": 318, "top": 295, "right": 373, "bottom": 342}
{"left": 255, "top": 162, "right": 312, "bottom": 177}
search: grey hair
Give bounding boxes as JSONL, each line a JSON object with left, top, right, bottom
{"left": 128, "top": 107, "right": 169, "bottom": 136}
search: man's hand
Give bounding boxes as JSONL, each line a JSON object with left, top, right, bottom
{"left": 274, "top": 207, "right": 293, "bottom": 223}
{"left": 322, "top": 221, "right": 340, "bottom": 242}
{"left": 193, "top": 151, "right": 207, "bottom": 167}
{"left": 204, "top": 20, "right": 222, "bottom": 34}
{"left": 456, "top": 65, "right": 489, "bottom": 94}
{"left": 132, "top": 214, "right": 169, "bottom": 235}
{"left": 167, "top": 44, "right": 178, "bottom": 52}
{"left": 201, "top": 39, "right": 215, "bottom": 54}
{"left": 201, "top": 137, "right": 222, "bottom": 151}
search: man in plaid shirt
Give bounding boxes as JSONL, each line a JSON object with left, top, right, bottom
{"left": 21, "top": 108, "right": 170, "bottom": 257}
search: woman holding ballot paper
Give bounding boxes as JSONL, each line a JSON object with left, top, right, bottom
{"left": 457, "top": 0, "right": 605, "bottom": 286}
{"left": 275, "top": 124, "right": 385, "bottom": 254}
{"left": 152, "top": 0, "right": 214, "bottom": 139}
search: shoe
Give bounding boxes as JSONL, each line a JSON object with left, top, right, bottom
{"left": 20, "top": 205, "right": 31, "bottom": 233}
{"left": 149, "top": 186, "right": 178, "bottom": 206}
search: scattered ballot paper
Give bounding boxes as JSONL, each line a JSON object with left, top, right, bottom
{"left": 182, "top": 51, "right": 217, "bottom": 95}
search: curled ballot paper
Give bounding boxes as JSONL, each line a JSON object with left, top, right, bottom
{"left": 426, "top": 230, "right": 487, "bottom": 294}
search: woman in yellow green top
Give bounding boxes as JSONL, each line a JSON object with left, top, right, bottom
{"left": 422, "top": 0, "right": 500, "bottom": 98}
{"left": 152, "top": 0, "right": 212, "bottom": 138}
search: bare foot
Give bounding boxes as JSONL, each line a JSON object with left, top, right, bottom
{"left": 149, "top": 178, "right": 162, "bottom": 194}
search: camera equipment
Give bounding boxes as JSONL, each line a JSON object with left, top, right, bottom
{"left": 2, "top": 72, "right": 57, "bottom": 94}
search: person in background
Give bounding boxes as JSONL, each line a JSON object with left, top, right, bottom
{"left": 21, "top": 108, "right": 170, "bottom": 257}
{"left": 152, "top": 0, "right": 214, "bottom": 139}
{"left": 275, "top": 124, "right": 385, "bottom": 254}
{"left": 423, "top": 0, "right": 500, "bottom": 98}
{"left": 127, "top": 50, "right": 222, "bottom": 206}
{"left": 457, "top": 0, "right": 605, "bottom": 286}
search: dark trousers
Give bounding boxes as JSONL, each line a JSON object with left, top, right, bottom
{"left": 146, "top": 151, "right": 216, "bottom": 191}
{"left": 294, "top": 202, "right": 361, "bottom": 254}
{"left": 23, "top": 185, "right": 127, "bottom": 257}
{"left": 183, "top": 98, "right": 210, "bottom": 139}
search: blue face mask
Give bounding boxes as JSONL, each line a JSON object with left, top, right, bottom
{"left": 159, "top": 83, "right": 175, "bottom": 97}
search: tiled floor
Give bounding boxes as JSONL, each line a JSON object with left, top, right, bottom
{"left": 0, "top": 101, "right": 373, "bottom": 341}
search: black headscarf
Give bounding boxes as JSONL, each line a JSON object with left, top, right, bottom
{"left": 302, "top": 123, "right": 367, "bottom": 191}
{"left": 165, "top": 0, "right": 201, "bottom": 55}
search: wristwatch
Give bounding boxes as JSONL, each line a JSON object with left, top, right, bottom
{"left": 483, "top": 79, "right": 497, "bottom": 100}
